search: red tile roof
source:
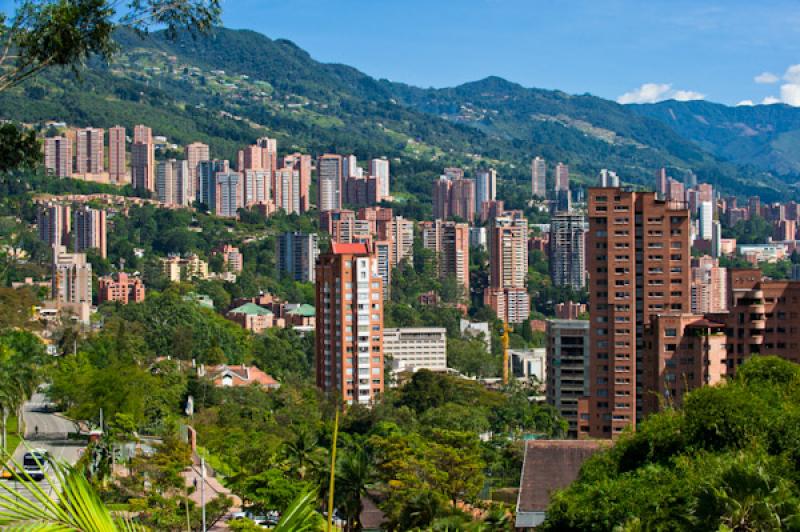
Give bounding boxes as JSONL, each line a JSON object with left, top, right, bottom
{"left": 331, "top": 242, "right": 369, "bottom": 255}
{"left": 207, "top": 365, "right": 280, "bottom": 388}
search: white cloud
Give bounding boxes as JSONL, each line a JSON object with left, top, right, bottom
{"left": 783, "top": 64, "right": 800, "bottom": 84}
{"left": 762, "top": 96, "right": 782, "bottom": 105}
{"left": 754, "top": 72, "right": 779, "bottom": 84}
{"left": 780, "top": 83, "right": 800, "bottom": 106}
{"left": 617, "top": 83, "right": 705, "bottom": 104}
{"left": 736, "top": 99, "right": 755, "bottom": 106}
{"left": 673, "top": 89, "right": 706, "bottom": 101}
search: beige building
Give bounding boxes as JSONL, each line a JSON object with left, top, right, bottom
{"left": 384, "top": 327, "right": 447, "bottom": 374}
{"left": 421, "top": 220, "right": 470, "bottom": 297}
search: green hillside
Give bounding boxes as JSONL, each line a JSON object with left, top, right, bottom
{"left": 630, "top": 99, "right": 800, "bottom": 182}
{"left": 0, "top": 26, "right": 792, "bottom": 201}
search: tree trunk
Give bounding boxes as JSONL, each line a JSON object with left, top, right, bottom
{"left": 1, "top": 405, "right": 8, "bottom": 454}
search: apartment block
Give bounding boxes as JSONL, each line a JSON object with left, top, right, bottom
{"left": 215, "top": 244, "right": 243, "bottom": 273}
{"left": 74, "top": 127, "right": 104, "bottom": 176}
{"left": 278, "top": 231, "right": 319, "bottom": 283}
{"left": 156, "top": 159, "right": 191, "bottom": 207}
{"left": 384, "top": 327, "right": 447, "bottom": 374}
{"left": 108, "top": 126, "right": 127, "bottom": 183}
{"left": 161, "top": 254, "right": 209, "bottom": 283}
{"left": 318, "top": 154, "right": 343, "bottom": 212}
{"left": 198, "top": 159, "right": 230, "bottom": 207}
{"left": 546, "top": 319, "right": 590, "bottom": 437}
{"left": 370, "top": 158, "right": 390, "bottom": 198}
{"left": 420, "top": 220, "right": 470, "bottom": 297}
{"left": 98, "top": 272, "right": 146, "bottom": 304}
{"left": 432, "top": 174, "right": 476, "bottom": 221}
{"left": 585, "top": 188, "right": 690, "bottom": 438}
{"left": 485, "top": 211, "right": 530, "bottom": 323}
{"left": 278, "top": 153, "right": 312, "bottom": 214}
{"left": 554, "top": 162, "right": 569, "bottom": 192}
{"left": 44, "top": 136, "right": 72, "bottom": 178}
{"left": 475, "top": 168, "right": 497, "bottom": 212}
{"left": 243, "top": 169, "right": 270, "bottom": 208}
{"left": 549, "top": 212, "right": 587, "bottom": 290}
{"left": 215, "top": 172, "right": 244, "bottom": 218}
{"left": 52, "top": 246, "right": 92, "bottom": 307}
{"left": 185, "top": 141, "right": 210, "bottom": 196}
{"left": 641, "top": 313, "right": 727, "bottom": 416}
{"left": 37, "top": 202, "right": 71, "bottom": 249}
{"left": 72, "top": 205, "right": 107, "bottom": 259}
{"left": 690, "top": 256, "right": 727, "bottom": 314}
{"left": 531, "top": 157, "right": 546, "bottom": 198}
{"left": 315, "top": 242, "right": 385, "bottom": 405}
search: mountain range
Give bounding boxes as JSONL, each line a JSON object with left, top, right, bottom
{"left": 4, "top": 26, "right": 800, "bottom": 202}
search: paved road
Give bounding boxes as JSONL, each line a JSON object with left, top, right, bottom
{"left": 3, "top": 394, "right": 85, "bottom": 504}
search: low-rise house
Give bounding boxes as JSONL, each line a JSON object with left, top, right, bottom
{"left": 201, "top": 364, "right": 280, "bottom": 390}
{"left": 226, "top": 302, "right": 284, "bottom": 333}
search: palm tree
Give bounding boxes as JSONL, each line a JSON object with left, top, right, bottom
{"left": 334, "top": 446, "right": 373, "bottom": 532}
{"left": 281, "top": 427, "right": 325, "bottom": 481}
{"left": 0, "top": 456, "right": 324, "bottom": 531}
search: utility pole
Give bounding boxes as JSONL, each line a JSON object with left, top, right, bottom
{"left": 201, "top": 456, "right": 206, "bottom": 532}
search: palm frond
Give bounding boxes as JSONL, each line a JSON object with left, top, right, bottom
{"left": 0, "top": 452, "right": 146, "bottom": 531}
{"left": 273, "top": 489, "right": 324, "bottom": 532}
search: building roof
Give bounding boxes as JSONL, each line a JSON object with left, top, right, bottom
{"left": 207, "top": 364, "right": 279, "bottom": 388}
{"left": 228, "top": 302, "right": 273, "bottom": 316}
{"left": 287, "top": 303, "right": 315, "bottom": 317}
{"left": 516, "top": 440, "right": 608, "bottom": 528}
{"left": 331, "top": 242, "right": 369, "bottom": 255}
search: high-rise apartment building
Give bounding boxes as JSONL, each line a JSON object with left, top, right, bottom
{"left": 343, "top": 155, "right": 360, "bottom": 179}
{"left": 656, "top": 168, "right": 668, "bottom": 198}
{"left": 75, "top": 127, "right": 104, "bottom": 175}
{"left": 198, "top": 159, "right": 230, "bottom": 207}
{"left": 598, "top": 169, "right": 619, "bottom": 188}
{"left": 420, "top": 220, "right": 470, "bottom": 297}
{"left": 72, "top": 205, "right": 107, "bottom": 259}
{"left": 44, "top": 136, "right": 72, "bottom": 178}
{"left": 131, "top": 125, "right": 155, "bottom": 191}
{"left": 585, "top": 188, "right": 690, "bottom": 438}
{"left": 278, "top": 231, "right": 319, "bottom": 283}
{"left": 156, "top": 159, "right": 191, "bottom": 207}
{"left": 554, "top": 163, "right": 569, "bottom": 192}
{"left": 215, "top": 172, "right": 244, "bottom": 218}
{"left": 318, "top": 154, "right": 343, "bottom": 212}
{"left": 691, "top": 256, "right": 727, "bottom": 314}
{"left": 485, "top": 211, "right": 530, "bottom": 323}
{"left": 52, "top": 246, "right": 92, "bottom": 307}
{"left": 280, "top": 153, "right": 312, "bottom": 213}
{"left": 315, "top": 242, "right": 385, "bottom": 405}
{"left": 108, "top": 126, "right": 127, "bottom": 183}
{"left": 131, "top": 143, "right": 155, "bottom": 192}
{"left": 531, "top": 157, "right": 546, "bottom": 198}
{"left": 185, "top": 142, "right": 210, "bottom": 199}
{"left": 370, "top": 158, "right": 390, "bottom": 198}
{"left": 380, "top": 216, "right": 414, "bottom": 268}
{"left": 431, "top": 173, "right": 476, "bottom": 221}
{"left": 546, "top": 319, "right": 590, "bottom": 437}
{"left": 475, "top": 168, "right": 497, "bottom": 212}
{"left": 549, "top": 212, "right": 587, "bottom": 290}
{"left": 698, "top": 201, "right": 713, "bottom": 240}
{"left": 37, "top": 202, "right": 71, "bottom": 249}
{"left": 243, "top": 169, "right": 270, "bottom": 207}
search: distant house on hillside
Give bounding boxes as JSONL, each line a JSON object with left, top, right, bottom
{"left": 201, "top": 364, "right": 280, "bottom": 390}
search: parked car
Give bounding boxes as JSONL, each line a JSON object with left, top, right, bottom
{"left": 22, "top": 449, "right": 50, "bottom": 481}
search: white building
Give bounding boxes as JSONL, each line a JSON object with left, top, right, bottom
{"left": 460, "top": 319, "right": 491, "bottom": 353}
{"left": 698, "top": 201, "right": 713, "bottom": 240}
{"left": 384, "top": 327, "right": 447, "bottom": 373}
{"left": 510, "top": 348, "right": 547, "bottom": 385}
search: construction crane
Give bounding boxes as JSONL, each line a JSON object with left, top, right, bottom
{"left": 502, "top": 322, "right": 512, "bottom": 385}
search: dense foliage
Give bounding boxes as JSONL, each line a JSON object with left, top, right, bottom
{"left": 543, "top": 356, "right": 800, "bottom": 531}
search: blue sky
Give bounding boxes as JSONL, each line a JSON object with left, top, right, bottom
{"left": 220, "top": 0, "right": 800, "bottom": 106}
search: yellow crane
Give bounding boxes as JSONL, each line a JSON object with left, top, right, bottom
{"left": 502, "top": 322, "right": 512, "bottom": 385}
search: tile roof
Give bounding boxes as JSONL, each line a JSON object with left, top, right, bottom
{"left": 331, "top": 242, "right": 369, "bottom": 255}
{"left": 517, "top": 440, "right": 609, "bottom": 520}
{"left": 287, "top": 303, "right": 315, "bottom": 317}
{"left": 228, "top": 302, "right": 273, "bottom": 316}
